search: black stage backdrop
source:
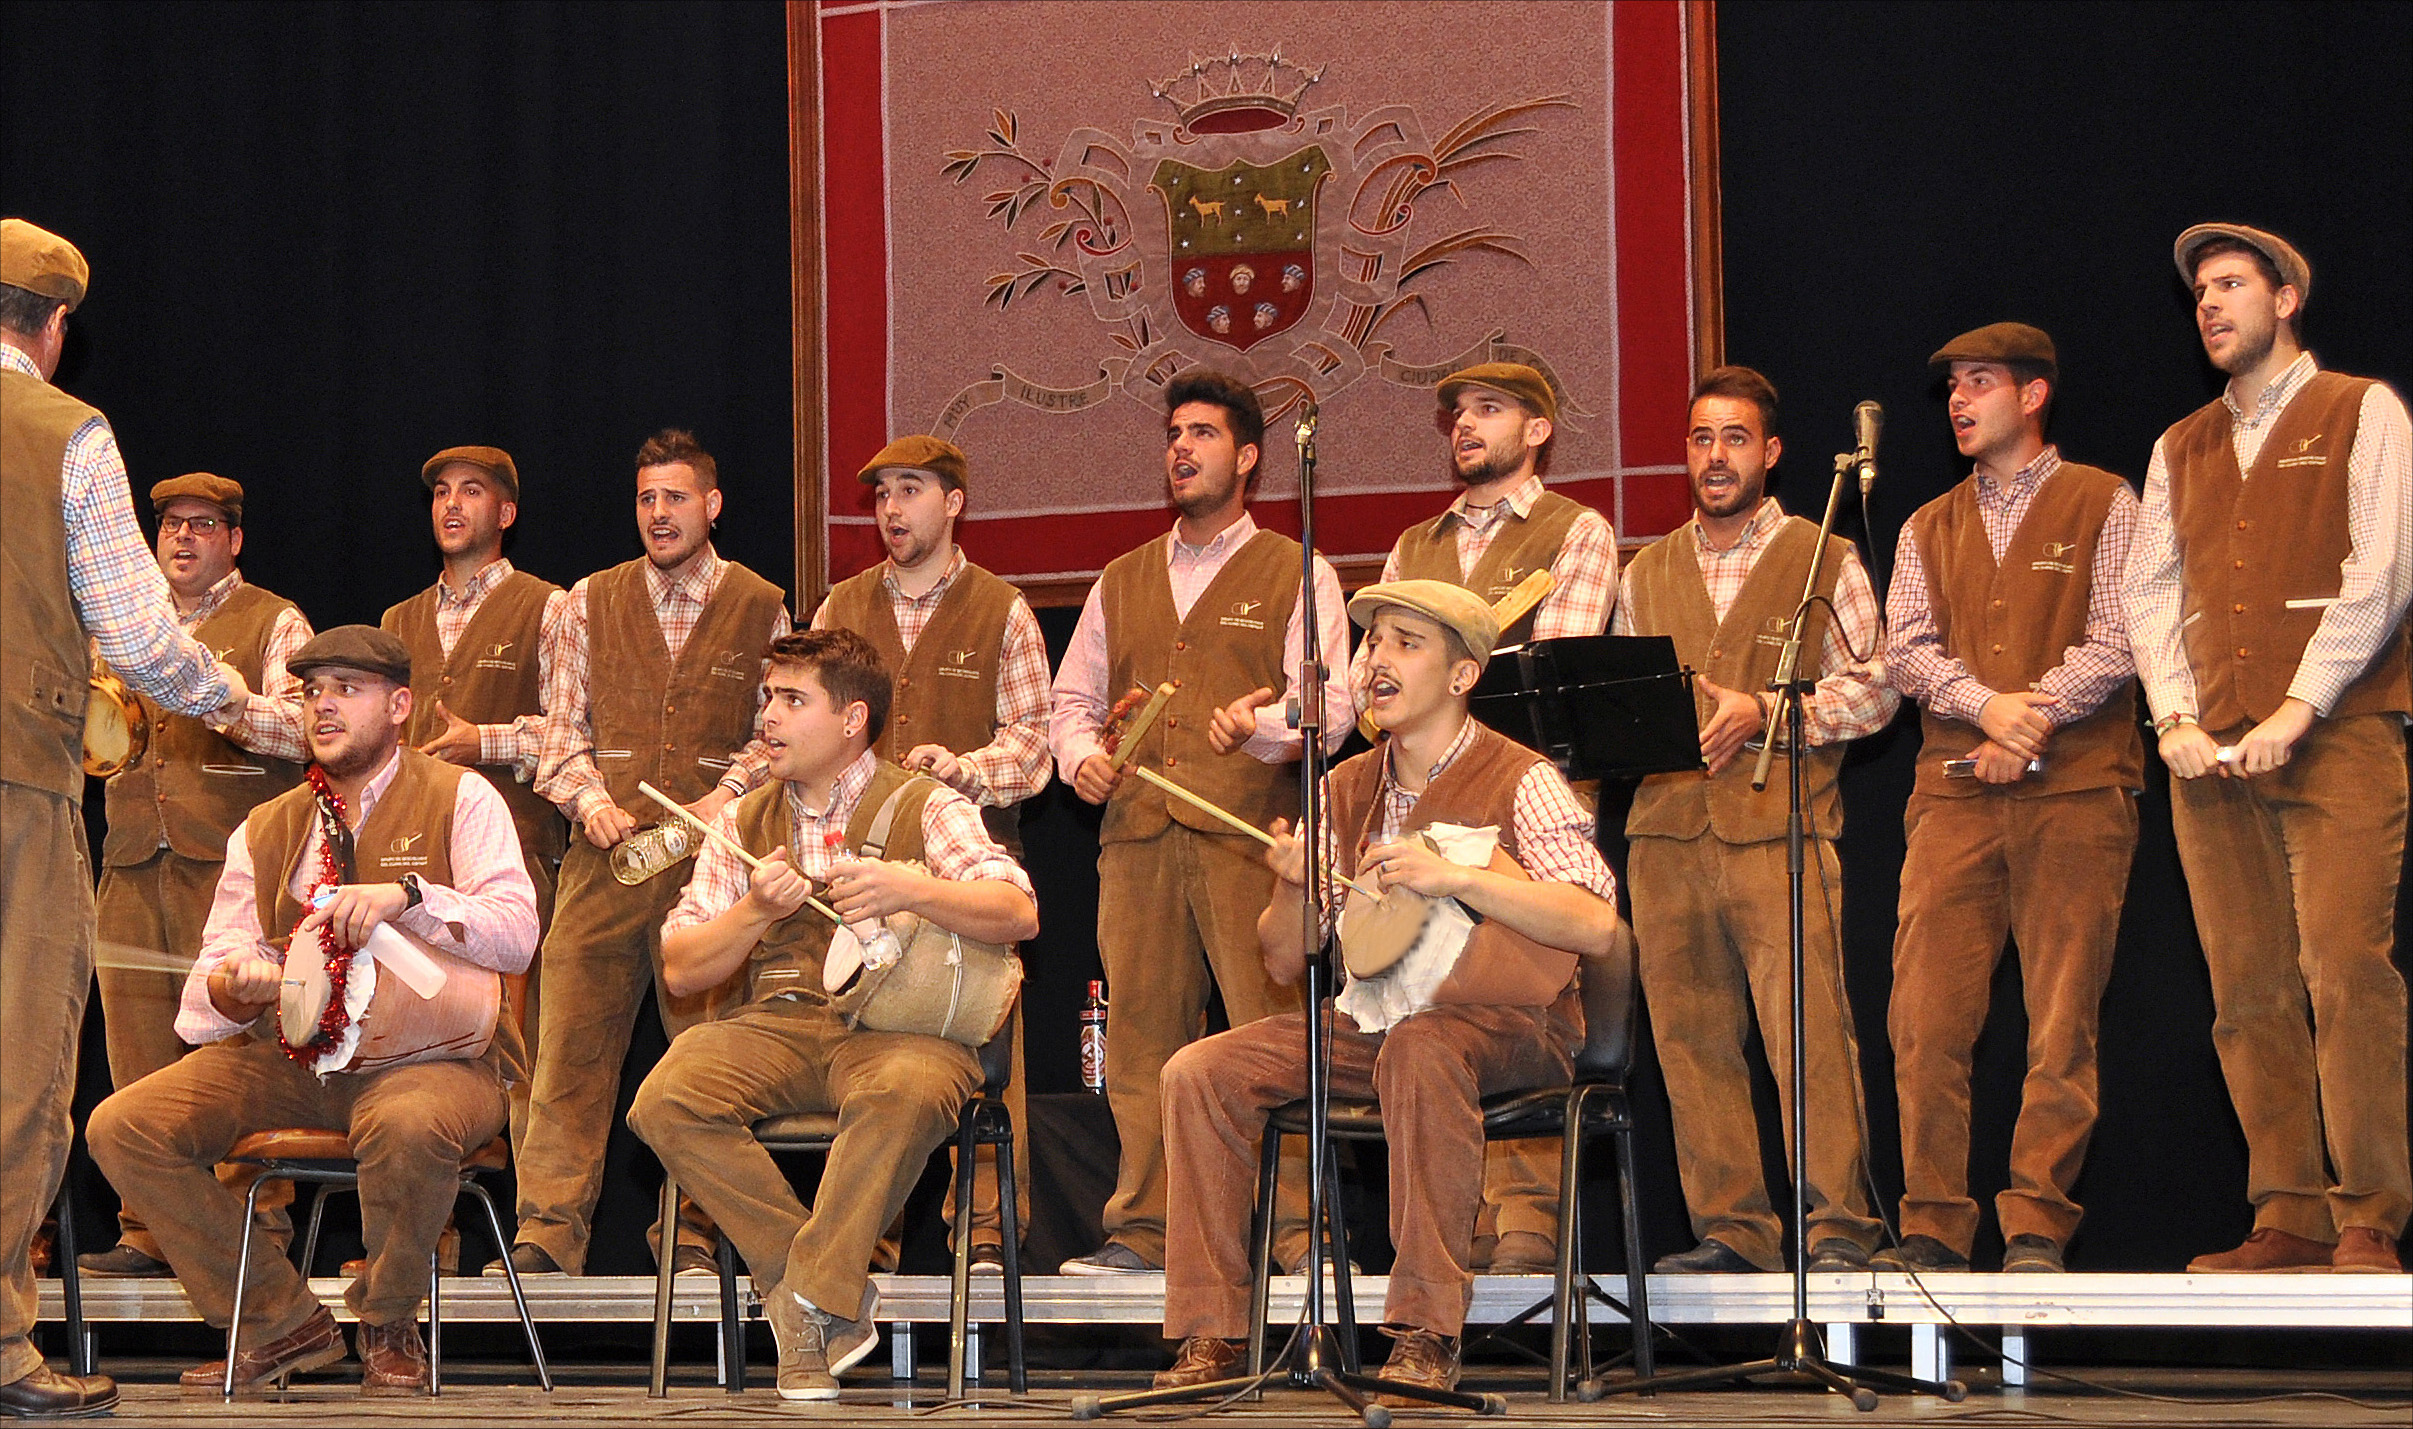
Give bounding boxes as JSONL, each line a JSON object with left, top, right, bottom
{"left": 7, "top": 0, "right": 2409, "bottom": 1298}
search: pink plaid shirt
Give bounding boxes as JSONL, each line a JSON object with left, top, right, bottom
{"left": 176, "top": 747, "right": 540, "bottom": 1044}
{"left": 1613, "top": 497, "right": 1898, "bottom": 745}
{"left": 172, "top": 568, "right": 313, "bottom": 763}
{"left": 2, "top": 343, "right": 229, "bottom": 715}
{"left": 808, "top": 549, "right": 1053, "bottom": 807}
{"left": 1886, "top": 447, "right": 2139, "bottom": 727}
{"left": 1049, "top": 514, "right": 1354, "bottom": 776}
{"left": 664, "top": 748, "right": 1034, "bottom": 937}
{"left": 426, "top": 557, "right": 572, "bottom": 779}
{"left": 536, "top": 546, "right": 791, "bottom": 824}
{"left": 1380, "top": 476, "right": 1620, "bottom": 639}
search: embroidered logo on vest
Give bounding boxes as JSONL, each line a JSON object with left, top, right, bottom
{"left": 475, "top": 638, "right": 519, "bottom": 672}
{"left": 389, "top": 831, "right": 425, "bottom": 854}
{"left": 2032, "top": 540, "right": 2077, "bottom": 574}
{"left": 1221, "top": 598, "right": 1267, "bottom": 631}
{"left": 709, "top": 649, "right": 754, "bottom": 681}
{"left": 2276, "top": 432, "right": 2327, "bottom": 469}
{"left": 941, "top": 645, "right": 984, "bottom": 680}
{"left": 1754, "top": 613, "right": 1788, "bottom": 649}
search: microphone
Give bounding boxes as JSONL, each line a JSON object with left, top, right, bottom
{"left": 1852, "top": 400, "right": 1883, "bottom": 499}
{"left": 1295, "top": 398, "right": 1319, "bottom": 446}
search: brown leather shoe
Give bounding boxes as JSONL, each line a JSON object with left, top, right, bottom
{"left": 358, "top": 1317, "right": 429, "bottom": 1393}
{"left": 1371, "top": 1327, "right": 1461, "bottom": 1408}
{"left": 180, "top": 1305, "right": 347, "bottom": 1391}
{"left": 0, "top": 1364, "right": 119, "bottom": 1418}
{"left": 2333, "top": 1227, "right": 2405, "bottom": 1274}
{"left": 1487, "top": 1231, "right": 1558, "bottom": 1275}
{"left": 1152, "top": 1336, "right": 1242, "bottom": 1390}
{"left": 2185, "top": 1227, "right": 2334, "bottom": 1273}
{"left": 343, "top": 1225, "right": 461, "bottom": 1281}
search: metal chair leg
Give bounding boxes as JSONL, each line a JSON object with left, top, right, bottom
{"left": 299, "top": 1184, "right": 334, "bottom": 1276}
{"left": 52, "top": 1178, "right": 90, "bottom": 1376}
{"left": 992, "top": 1108, "right": 1025, "bottom": 1395}
{"left": 224, "top": 1176, "right": 266, "bottom": 1402}
{"left": 426, "top": 1247, "right": 442, "bottom": 1396}
{"left": 716, "top": 1226, "right": 744, "bottom": 1392}
{"left": 1548, "top": 1091, "right": 1586, "bottom": 1403}
{"left": 463, "top": 1179, "right": 550, "bottom": 1390}
{"left": 1243, "top": 1126, "right": 1282, "bottom": 1378}
{"left": 947, "top": 1114, "right": 978, "bottom": 1399}
{"left": 649, "top": 1173, "right": 676, "bottom": 1397}
{"left": 1322, "top": 1140, "right": 1358, "bottom": 1373}
{"left": 1614, "top": 1123, "right": 1654, "bottom": 1383}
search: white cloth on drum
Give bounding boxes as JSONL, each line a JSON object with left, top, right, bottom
{"left": 1335, "top": 821, "right": 1498, "bottom": 1034}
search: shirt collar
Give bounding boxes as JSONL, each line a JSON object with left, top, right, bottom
{"left": 2224, "top": 351, "right": 2319, "bottom": 429}
{"left": 181, "top": 567, "right": 246, "bottom": 625}
{"left": 0, "top": 345, "right": 41, "bottom": 380}
{"left": 439, "top": 556, "right": 515, "bottom": 607}
{"left": 1171, "top": 512, "right": 1257, "bottom": 562}
{"left": 786, "top": 747, "right": 879, "bottom": 829}
{"left": 352, "top": 747, "right": 406, "bottom": 819}
{"left": 1445, "top": 475, "right": 1546, "bottom": 530}
{"left": 1381, "top": 712, "right": 1478, "bottom": 799}
{"left": 1976, "top": 444, "right": 2062, "bottom": 497}
{"left": 646, "top": 545, "right": 724, "bottom": 606}
{"left": 884, "top": 547, "right": 965, "bottom": 604}
{"left": 1692, "top": 496, "right": 1783, "bottom": 554}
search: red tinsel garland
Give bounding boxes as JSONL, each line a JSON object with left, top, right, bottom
{"left": 275, "top": 765, "right": 361, "bottom": 1066}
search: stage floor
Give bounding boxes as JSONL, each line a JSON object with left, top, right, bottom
{"left": 63, "top": 1363, "right": 2413, "bottom": 1427}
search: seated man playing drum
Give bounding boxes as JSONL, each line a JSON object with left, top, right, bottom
{"left": 88, "top": 625, "right": 539, "bottom": 1395}
{"left": 1154, "top": 580, "right": 1624, "bottom": 1404}
{"left": 627, "top": 629, "right": 1038, "bottom": 1402}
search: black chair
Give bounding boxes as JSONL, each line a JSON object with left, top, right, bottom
{"left": 1242, "top": 942, "right": 1654, "bottom": 1402}
{"left": 47, "top": 1175, "right": 91, "bottom": 1376}
{"left": 645, "top": 1009, "right": 1025, "bottom": 1400}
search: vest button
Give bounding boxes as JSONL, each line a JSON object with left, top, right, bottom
{"left": 2233, "top": 603, "right": 2246, "bottom": 614}
{"left": 1175, "top": 640, "right": 1188, "bottom": 652}
{"left": 1166, "top": 716, "right": 1179, "bottom": 729}
{"left": 2237, "top": 648, "right": 2250, "bottom": 659}
{"left": 1991, "top": 644, "right": 2004, "bottom": 655}
{"left": 1991, "top": 599, "right": 2004, "bottom": 610}
{"left": 2236, "top": 520, "right": 2249, "bottom": 531}
{"left": 2232, "top": 559, "right": 2246, "bottom": 570}
{"left": 899, "top": 678, "right": 911, "bottom": 689}
{"left": 1166, "top": 755, "right": 1178, "bottom": 767}
{"left": 1709, "top": 647, "right": 1722, "bottom": 659}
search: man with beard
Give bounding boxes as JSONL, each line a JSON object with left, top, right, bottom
{"left": 2, "top": 217, "right": 249, "bottom": 1419}
{"left": 1614, "top": 365, "right": 1896, "bottom": 1276}
{"left": 810, "top": 435, "right": 1049, "bottom": 1270}
{"left": 2125, "top": 225, "right": 2411, "bottom": 1274}
{"left": 379, "top": 447, "right": 569, "bottom": 1170}
{"left": 88, "top": 625, "right": 538, "bottom": 1396}
{"left": 81, "top": 473, "right": 313, "bottom": 1282}
{"left": 628, "top": 629, "right": 1037, "bottom": 1401}
{"left": 1882, "top": 324, "right": 2141, "bottom": 1274}
{"left": 1154, "top": 581, "right": 1622, "bottom": 1403}
{"left": 1048, "top": 369, "right": 1352, "bottom": 1275}
{"left": 498, "top": 428, "right": 790, "bottom": 1279}
{"left": 1350, "top": 361, "right": 1618, "bottom": 1274}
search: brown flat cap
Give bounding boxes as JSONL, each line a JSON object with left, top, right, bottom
{"left": 288, "top": 625, "right": 412, "bottom": 685}
{"left": 1348, "top": 579, "right": 1503, "bottom": 670}
{"left": 1438, "top": 362, "right": 1559, "bottom": 425}
{"left": 150, "top": 473, "right": 245, "bottom": 524}
{"left": 857, "top": 434, "right": 969, "bottom": 493}
{"left": 1929, "top": 322, "right": 2058, "bottom": 381}
{"left": 2175, "top": 223, "right": 2312, "bottom": 304}
{"left": 0, "top": 218, "right": 90, "bottom": 311}
{"left": 421, "top": 445, "right": 520, "bottom": 502}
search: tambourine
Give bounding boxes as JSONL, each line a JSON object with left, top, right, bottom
{"left": 82, "top": 672, "right": 147, "bottom": 778}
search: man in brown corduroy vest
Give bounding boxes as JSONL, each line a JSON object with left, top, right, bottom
{"left": 629, "top": 630, "right": 1037, "bottom": 1401}
{"left": 87, "top": 626, "right": 538, "bottom": 1396}
{"left": 1048, "top": 369, "right": 1353, "bottom": 1274}
{"left": 812, "top": 434, "right": 1050, "bottom": 1269}
{"left": 2125, "top": 224, "right": 2412, "bottom": 1275}
{"left": 380, "top": 444, "right": 569, "bottom": 1166}
{"left": 500, "top": 428, "right": 790, "bottom": 1279}
{"left": 1156, "top": 581, "right": 1623, "bottom": 1404}
{"left": 82, "top": 472, "right": 313, "bottom": 1280}
{"left": 1615, "top": 366, "right": 1898, "bottom": 1275}
{"left": 1881, "top": 324, "right": 2142, "bottom": 1274}
{"left": 1353, "top": 363, "right": 1621, "bottom": 1272}
{"left": 1, "top": 217, "right": 247, "bottom": 1419}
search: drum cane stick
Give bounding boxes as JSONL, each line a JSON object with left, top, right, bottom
{"left": 1125, "top": 766, "right": 1381, "bottom": 900}
{"left": 1107, "top": 682, "right": 1177, "bottom": 771}
{"left": 1354, "top": 568, "right": 1558, "bottom": 741}
{"left": 637, "top": 781, "right": 843, "bottom": 924}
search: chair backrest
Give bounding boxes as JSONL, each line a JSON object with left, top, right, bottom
{"left": 1572, "top": 919, "right": 1638, "bottom": 1081}
{"left": 976, "top": 1002, "right": 1019, "bottom": 1094}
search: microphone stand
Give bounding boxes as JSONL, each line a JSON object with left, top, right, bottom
{"left": 1586, "top": 442, "right": 1965, "bottom": 1412}
{"left": 1080, "top": 404, "right": 1502, "bottom": 1424}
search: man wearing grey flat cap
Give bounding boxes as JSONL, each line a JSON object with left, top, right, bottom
{"left": 2124, "top": 223, "right": 2412, "bottom": 1274}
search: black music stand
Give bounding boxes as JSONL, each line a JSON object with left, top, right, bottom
{"left": 1470, "top": 634, "right": 1702, "bottom": 782}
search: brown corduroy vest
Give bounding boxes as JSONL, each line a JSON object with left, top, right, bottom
{"left": 1328, "top": 721, "right": 1582, "bottom": 1022}
{"left": 1098, "top": 530, "right": 1304, "bottom": 844}
{"left": 244, "top": 747, "right": 527, "bottom": 1079}
{"left": 382, "top": 568, "right": 567, "bottom": 866}
{"left": 586, "top": 557, "right": 786, "bottom": 810}
{"left": 103, "top": 582, "right": 304, "bottom": 865}
{"left": 1622, "top": 515, "right": 1847, "bottom": 843}
{"left": 1, "top": 368, "right": 99, "bottom": 799}
{"left": 2164, "top": 371, "right": 2409, "bottom": 730}
{"left": 1392, "top": 490, "right": 1592, "bottom": 644}
{"left": 1906, "top": 463, "right": 2143, "bottom": 798}
{"left": 821, "top": 558, "right": 1023, "bottom": 853}
{"left": 730, "top": 759, "right": 930, "bottom": 1007}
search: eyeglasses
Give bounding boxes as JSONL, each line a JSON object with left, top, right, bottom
{"left": 158, "top": 514, "right": 225, "bottom": 536}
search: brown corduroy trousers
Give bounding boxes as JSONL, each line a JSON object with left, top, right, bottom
{"left": 87, "top": 1034, "right": 506, "bottom": 1340}
{"left": 1161, "top": 1003, "right": 1576, "bottom": 1339}
{"left": 1889, "top": 785, "right": 2137, "bottom": 1254}
{"left": 1628, "top": 832, "right": 1882, "bottom": 1268}
{"left": 2170, "top": 714, "right": 2412, "bottom": 1242}
{"left": 627, "top": 1000, "right": 979, "bottom": 1317}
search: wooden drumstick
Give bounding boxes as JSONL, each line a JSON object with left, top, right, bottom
{"left": 1106, "top": 681, "right": 1178, "bottom": 771}
{"left": 1125, "top": 765, "right": 1381, "bottom": 900}
{"left": 637, "top": 781, "right": 843, "bottom": 924}
{"left": 1355, "top": 568, "right": 1558, "bottom": 740}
